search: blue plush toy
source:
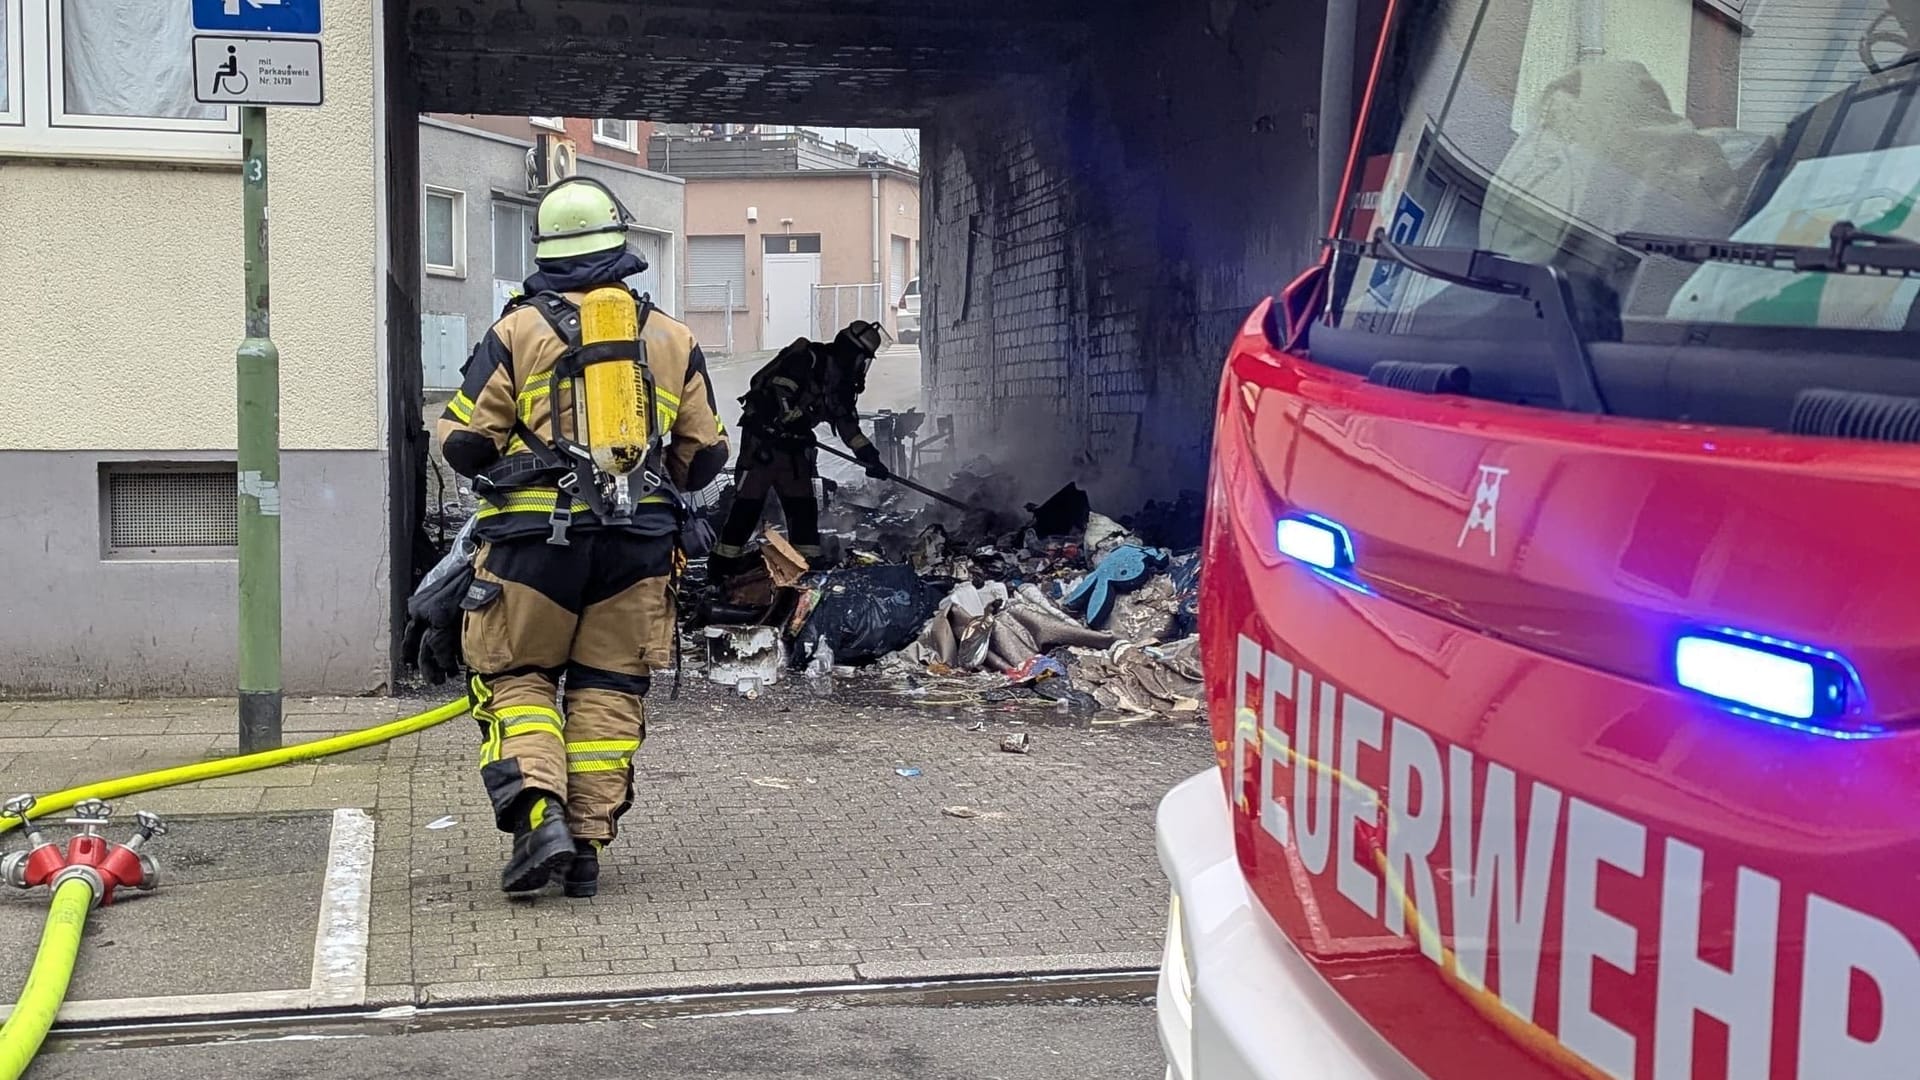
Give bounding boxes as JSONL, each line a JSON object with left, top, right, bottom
{"left": 1063, "top": 545, "right": 1171, "bottom": 629}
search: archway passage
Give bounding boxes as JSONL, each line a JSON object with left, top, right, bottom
{"left": 381, "top": 0, "right": 1374, "bottom": 688}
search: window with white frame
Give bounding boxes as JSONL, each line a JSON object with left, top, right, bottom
{"left": 424, "top": 187, "right": 465, "bottom": 278}
{"left": 530, "top": 116, "right": 564, "bottom": 131}
{"left": 2, "top": 0, "right": 240, "bottom": 161}
{"left": 593, "top": 118, "right": 636, "bottom": 150}
{"left": 2, "top": 0, "right": 19, "bottom": 125}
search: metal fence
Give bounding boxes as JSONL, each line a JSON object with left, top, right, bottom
{"left": 685, "top": 282, "right": 738, "bottom": 354}
{"left": 811, "top": 283, "right": 885, "bottom": 339}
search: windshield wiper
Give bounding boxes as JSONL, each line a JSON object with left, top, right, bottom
{"left": 1617, "top": 220, "right": 1920, "bottom": 276}
{"left": 1325, "top": 232, "right": 1612, "bottom": 415}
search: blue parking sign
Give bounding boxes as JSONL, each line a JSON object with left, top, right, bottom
{"left": 1366, "top": 193, "right": 1426, "bottom": 306}
{"left": 192, "top": 0, "right": 322, "bottom": 36}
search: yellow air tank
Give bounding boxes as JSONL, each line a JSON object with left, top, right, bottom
{"left": 575, "top": 286, "right": 650, "bottom": 476}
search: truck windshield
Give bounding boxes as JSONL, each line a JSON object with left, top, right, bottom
{"left": 1327, "top": 0, "right": 1920, "bottom": 341}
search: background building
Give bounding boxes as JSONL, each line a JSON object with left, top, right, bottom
{"left": 651, "top": 129, "right": 920, "bottom": 354}
{"left": 431, "top": 115, "right": 656, "bottom": 169}
{"left": 417, "top": 116, "right": 686, "bottom": 391}
{"left": 0, "top": 0, "right": 389, "bottom": 697}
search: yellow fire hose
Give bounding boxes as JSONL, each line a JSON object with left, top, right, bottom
{"left": 0, "top": 696, "right": 471, "bottom": 1077}
{"left": 0, "top": 879, "right": 93, "bottom": 1080}
{"left": 0, "top": 697, "right": 471, "bottom": 836}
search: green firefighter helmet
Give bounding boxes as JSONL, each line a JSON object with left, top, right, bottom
{"left": 531, "top": 177, "right": 632, "bottom": 260}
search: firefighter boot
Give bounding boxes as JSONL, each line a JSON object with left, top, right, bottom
{"left": 502, "top": 794, "right": 574, "bottom": 894}
{"left": 564, "top": 839, "right": 603, "bottom": 899}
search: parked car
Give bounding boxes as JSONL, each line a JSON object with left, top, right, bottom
{"left": 1158, "top": 0, "right": 1920, "bottom": 1077}
{"left": 896, "top": 275, "right": 920, "bottom": 344}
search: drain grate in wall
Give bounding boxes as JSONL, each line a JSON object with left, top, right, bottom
{"left": 103, "top": 464, "right": 239, "bottom": 556}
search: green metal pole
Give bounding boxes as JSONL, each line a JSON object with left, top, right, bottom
{"left": 237, "top": 105, "right": 282, "bottom": 752}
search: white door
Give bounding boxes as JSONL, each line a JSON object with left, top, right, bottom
{"left": 890, "top": 237, "right": 909, "bottom": 305}
{"left": 763, "top": 252, "right": 820, "bottom": 348}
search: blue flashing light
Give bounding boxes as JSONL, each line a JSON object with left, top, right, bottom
{"left": 1276, "top": 512, "right": 1369, "bottom": 595}
{"left": 1674, "top": 627, "right": 1865, "bottom": 735}
{"left": 1276, "top": 513, "right": 1353, "bottom": 572}
{"left": 1676, "top": 636, "right": 1817, "bottom": 719}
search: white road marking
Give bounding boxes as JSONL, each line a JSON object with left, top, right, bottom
{"left": 310, "top": 807, "right": 376, "bottom": 1005}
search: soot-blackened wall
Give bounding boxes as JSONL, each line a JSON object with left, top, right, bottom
{"left": 923, "top": 0, "right": 1332, "bottom": 512}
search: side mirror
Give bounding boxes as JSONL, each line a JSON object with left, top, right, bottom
{"left": 1271, "top": 262, "right": 1328, "bottom": 351}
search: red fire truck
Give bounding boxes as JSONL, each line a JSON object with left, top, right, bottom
{"left": 1156, "top": 0, "right": 1920, "bottom": 1077}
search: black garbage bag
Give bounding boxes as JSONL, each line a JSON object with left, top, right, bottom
{"left": 1034, "top": 675, "right": 1102, "bottom": 716}
{"left": 1027, "top": 483, "right": 1091, "bottom": 539}
{"left": 797, "top": 565, "right": 946, "bottom": 666}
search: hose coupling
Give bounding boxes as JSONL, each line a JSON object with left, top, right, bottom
{"left": 50, "top": 865, "right": 105, "bottom": 909}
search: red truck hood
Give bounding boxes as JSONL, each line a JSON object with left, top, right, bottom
{"left": 1200, "top": 300, "right": 1920, "bottom": 1079}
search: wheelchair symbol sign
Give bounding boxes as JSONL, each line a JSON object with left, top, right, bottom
{"left": 191, "top": 35, "right": 324, "bottom": 107}
{"left": 1367, "top": 193, "right": 1426, "bottom": 306}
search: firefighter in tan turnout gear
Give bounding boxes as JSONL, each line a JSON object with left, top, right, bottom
{"left": 435, "top": 177, "right": 728, "bottom": 898}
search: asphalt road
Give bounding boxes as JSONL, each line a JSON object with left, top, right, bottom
{"left": 34, "top": 1002, "right": 1165, "bottom": 1080}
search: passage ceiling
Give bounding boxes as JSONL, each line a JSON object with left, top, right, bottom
{"left": 406, "top": 0, "right": 1112, "bottom": 124}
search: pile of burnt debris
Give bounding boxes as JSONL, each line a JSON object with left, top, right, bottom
{"left": 684, "top": 462, "right": 1206, "bottom": 723}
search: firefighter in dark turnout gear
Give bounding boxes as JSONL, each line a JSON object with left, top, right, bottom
{"left": 710, "top": 321, "right": 887, "bottom": 579}
{"left": 437, "top": 177, "right": 729, "bottom": 897}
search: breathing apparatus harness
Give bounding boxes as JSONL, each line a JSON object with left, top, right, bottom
{"left": 476, "top": 289, "right": 669, "bottom": 546}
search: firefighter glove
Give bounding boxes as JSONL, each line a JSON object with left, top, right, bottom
{"left": 674, "top": 492, "right": 718, "bottom": 561}
{"left": 855, "top": 445, "right": 890, "bottom": 480}
{"left": 414, "top": 619, "right": 462, "bottom": 685}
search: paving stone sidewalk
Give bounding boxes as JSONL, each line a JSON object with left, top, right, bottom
{"left": 0, "top": 686, "right": 1211, "bottom": 1008}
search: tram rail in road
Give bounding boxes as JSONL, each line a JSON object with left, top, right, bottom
{"left": 39, "top": 968, "right": 1161, "bottom": 1055}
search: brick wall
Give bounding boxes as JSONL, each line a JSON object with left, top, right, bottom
{"left": 923, "top": 0, "right": 1332, "bottom": 513}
